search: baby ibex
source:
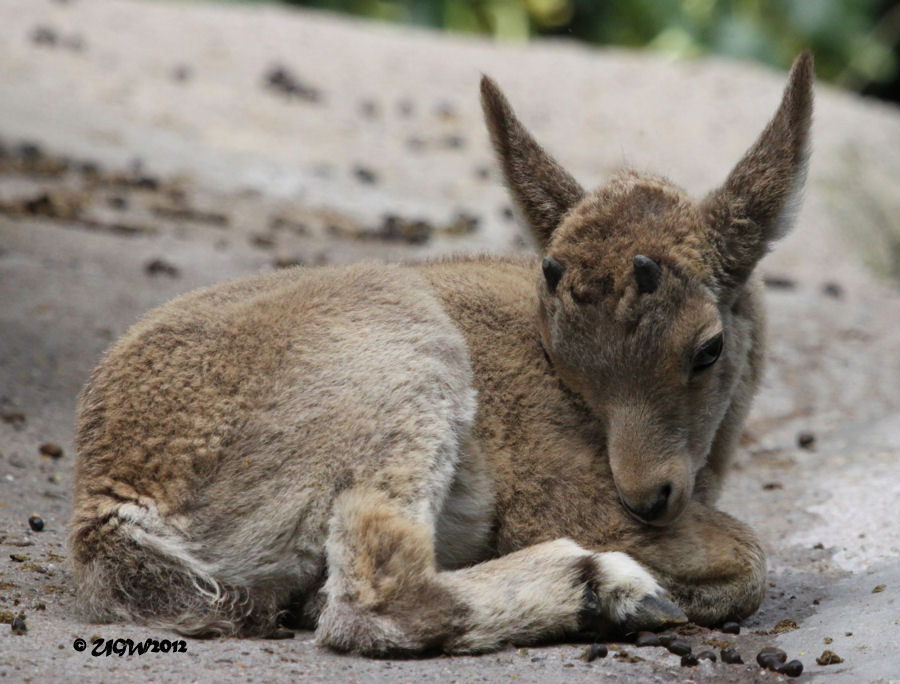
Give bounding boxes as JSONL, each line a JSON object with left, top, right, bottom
{"left": 70, "top": 53, "right": 813, "bottom": 655}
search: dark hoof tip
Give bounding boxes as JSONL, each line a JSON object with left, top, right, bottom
{"left": 622, "top": 594, "right": 688, "bottom": 633}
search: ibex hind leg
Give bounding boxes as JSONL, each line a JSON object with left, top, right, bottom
{"left": 70, "top": 519, "right": 281, "bottom": 637}
{"left": 316, "top": 487, "right": 686, "bottom": 656}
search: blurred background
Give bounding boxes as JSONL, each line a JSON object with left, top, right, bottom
{"left": 225, "top": 0, "right": 900, "bottom": 103}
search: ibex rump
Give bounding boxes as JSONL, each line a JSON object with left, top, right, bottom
{"left": 70, "top": 54, "right": 813, "bottom": 655}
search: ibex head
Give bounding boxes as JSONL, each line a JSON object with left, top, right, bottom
{"left": 482, "top": 53, "right": 813, "bottom": 526}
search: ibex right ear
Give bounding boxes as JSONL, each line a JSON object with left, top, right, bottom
{"left": 481, "top": 76, "right": 584, "bottom": 250}
{"left": 702, "top": 52, "right": 814, "bottom": 295}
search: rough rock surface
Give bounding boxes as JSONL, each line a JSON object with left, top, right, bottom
{"left": 1, "top": 0, "right": 899, "bottom": 681}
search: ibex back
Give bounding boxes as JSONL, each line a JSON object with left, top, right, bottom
{"left": 70, "top": 54, "right": 813, "bottom": 655}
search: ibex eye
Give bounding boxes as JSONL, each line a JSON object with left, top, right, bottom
{"left": 693, "top": 333, "right": 724, "bottom": 373}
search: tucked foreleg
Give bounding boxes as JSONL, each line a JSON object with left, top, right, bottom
{"left": 316, "top": 489, "right": 686, "bottom": 656}
{"left": 621, "top": 501, "right": 767, "bottom": 625}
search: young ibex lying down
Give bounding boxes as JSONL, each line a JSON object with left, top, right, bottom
{"left": 70, "top": 53, "right": 812, "bottom": 655}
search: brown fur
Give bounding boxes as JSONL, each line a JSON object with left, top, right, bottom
{"left": 69, "top": 54, "right": 814, "bottom": 654}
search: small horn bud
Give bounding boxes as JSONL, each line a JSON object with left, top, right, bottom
{"left": 633, "top": 255, "right": 662, "bottom": 294}
{"left": 542, "top": 257, "right": 564, "bottom": 294}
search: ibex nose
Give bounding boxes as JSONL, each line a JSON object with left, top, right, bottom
{"left": 621, "top": 483, "right": 672, "bottom": 524}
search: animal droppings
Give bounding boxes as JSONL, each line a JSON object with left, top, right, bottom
{"left": 635, "top": 631, "right": 661, "bottom": 647}
{"left": 144, "top": 258, "right": 180, "bottom": 278}
{"left": 816, "top": 650, "right": 844, "bottom": 665}
{"left": 720, "top": 646, "right": 743, "bottom": 664}
{"left": 756, "top": 646, "right": 787, "bottom": 670}
{"left": 822, "top": 281, "right": 844, "bottom": 298}
{"left": 696, "top": 650, "right": 717, "bottom": 662}
{"left": 27, "top": 515, "right": 44, "bottom": 532}
{"left": 10, "top": 615, "right": 27, "bottom": 635}
{"left": 656, "top": 632, "right": 677, "bottom": 647}
{"left": 38, "top": 443, "right": 63, "bottom": 459}
{"left": 763, "top": 274, "right": 797, "bottom": 289}
{"left": 353, "top": 166, "right": 378, "bottom": 185}
{"left": 773, "top": 619, "right": 799, "bottom": 633}
{"left": 680, "top": 653, "right": 699, "bottom": 667}
{"left": 778, "top": 659, "right": 804, "bottom": 676}
{"left": 666, "top": 639, "right": 692, "bottom": 656}
{"left": 581, "top": 643, "right": 608, "bottom": 661}
{"left": 797, "top": 431, "right": 816, "bottom": 449}
{"left": 263, "top": 65, "right": 321, "bottom": 102}
{"left": 720, "top": 621, "right": 740, "bottom": 634}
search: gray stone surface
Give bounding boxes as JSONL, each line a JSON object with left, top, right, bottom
{"left": 1, "top": 0, "right": 899, "bottom": 681}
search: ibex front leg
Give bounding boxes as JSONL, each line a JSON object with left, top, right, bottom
{"left": 316, "top": 488, "right": 686, "bottom": 656}
{"left": 621, "top": 501, "right": 767, "bottom": 625}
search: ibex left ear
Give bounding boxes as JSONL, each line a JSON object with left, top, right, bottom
{"left": 703, "top": 52, "right": 813, "bottom": 294}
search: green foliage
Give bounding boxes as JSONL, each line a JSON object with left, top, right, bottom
{"left": 247, "top": 0, "right": 899, "bottom": 93}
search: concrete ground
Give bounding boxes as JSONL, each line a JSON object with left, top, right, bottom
{"left": 1, "top": 0, "right": 899, "bottom": 681}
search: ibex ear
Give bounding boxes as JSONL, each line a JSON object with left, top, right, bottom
{"left": 481, "top": 76, "right": 584, "bottom": 250}
{"left": 703, "top": 52, "right": 813, "bottom": 294}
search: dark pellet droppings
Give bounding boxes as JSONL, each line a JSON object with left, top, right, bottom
{"left": 797, "top": 431, "right": 816, "bottom": 449}
{"left": 28, "top": 515, "right": 44, "bottom": 532}
{"left": 667, "top": 639, "right": 692, "bottom": 656}
{"left": 31, "top": 26, "right": 58, "bottom": 46}
{"left": 697, "top": 650, "right": 717, "bottom": 662}
{"left": 720, "top": 647, "right": 743, "bottom": 664}
{"left": 39, "top": 443, "right": 63, "bottom": 459}
{"left": 635, "top": 631, "right": 661, "bottom": 647}
{"left": 264, "top": 65, "right": 321, "bottom": 102}
{"left": 822, "top": 281, "right": 844, "bottom": 298}
{"left": 680, "top": 653, "right": 699, "bottom": 667}
{"left": 763, "top": 275, "right": 796, "bottom": 290}
{"left": 816, "top": 650, "right": 844, "bottom": 666}
{"left": 172, "top": 65, "right": 192, "bottom": 82}
{"left": 2, "top": 410, "right": 26, "bottom": 426}
{"left": 581, "top": 643, "right": 608, "bottom": 661}
{"left": 778, "top": 659, "right": 804, "bottom": 677}
{"left": 657, "top": 632, "right": 676, "bottom": 647}
{"left": 756, "top": 647, "right": 787, "bottom": 670}
{"left": 144, "top": 259, "right": 180, "bottom": 278}
{"left": 353, "top": 166, "right": 378, "bottom": 184}
{"left": 721, "top": 621, "right": 741, "bottom": 634}
{"left": 11, "top": 615, "right": 26, "bottom": 635}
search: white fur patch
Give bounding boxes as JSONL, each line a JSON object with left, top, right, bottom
{"left": 594, "top": 551, "right": 663, "bottom": 622}
{"left": 771, "top": 155, "right": 809, "bottom": 240}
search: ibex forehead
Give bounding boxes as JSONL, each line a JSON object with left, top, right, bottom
{"left": 548, "top": 172, "right": 712, "bottom": 304}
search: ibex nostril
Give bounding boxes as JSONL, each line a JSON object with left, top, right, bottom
{"left": 645, "top": 483, "right": 672, "bottom": 522}
{"left": 622, "top": 483, "right": 672, "bottom": 523}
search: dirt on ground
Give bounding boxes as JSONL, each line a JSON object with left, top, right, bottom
{"left": 2, "top": 1, "right": 900, "bottom": 682}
